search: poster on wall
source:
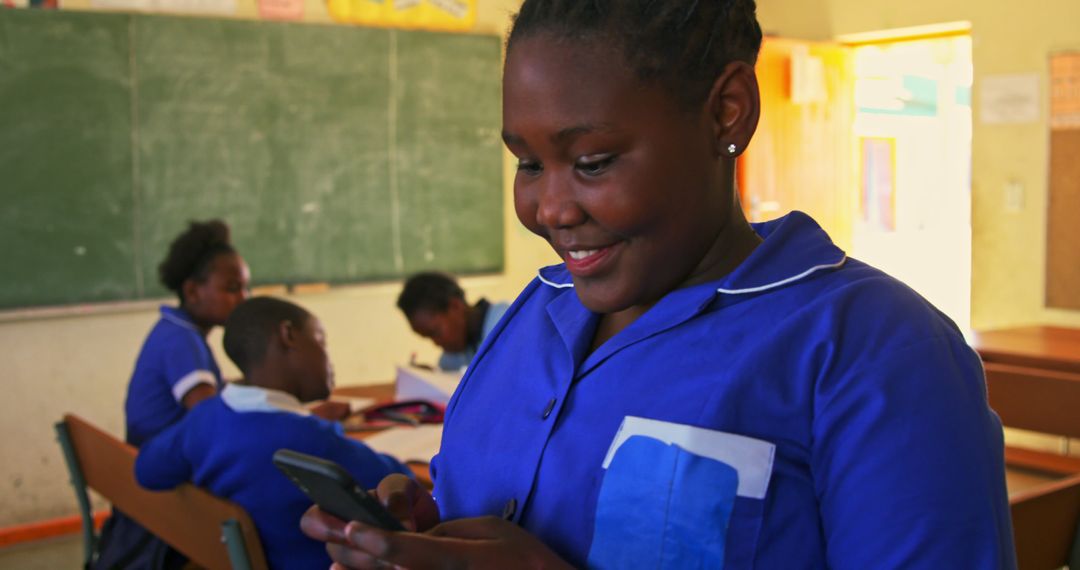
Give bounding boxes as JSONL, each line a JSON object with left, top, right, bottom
{"left": 1046, "top": 52, "right": 1080, "bottom": 310}
{"left": 859, "top": 137, "right": 896, "bottom": 232}
{"left": 258, "top": 0, "right": 302, "bottom": 20}
{"left": 979, "top": 73, "right": 1040, "bottom": 125}
{"left": 91, "top": 0, "right": 234, "bottom": 16}
{"left": 1050, "top": 52, "right": 1080, "bottom": 130}
{"left": 327, "top": 0, "right": 475, "bottom": 31}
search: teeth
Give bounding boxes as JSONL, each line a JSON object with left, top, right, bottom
{"left": 568, "top": 249, "right": 599, "bottom": 260}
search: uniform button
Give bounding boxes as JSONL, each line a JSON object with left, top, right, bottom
{"left": 542, "top": 397, "right": 557, "bottom": 419}
{"left": 502, "top": 498, "right": 517, "bottom": 520}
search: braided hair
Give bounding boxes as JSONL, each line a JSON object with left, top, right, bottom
{"left": 507, "top": 0, "right": 763, "bottom": 109}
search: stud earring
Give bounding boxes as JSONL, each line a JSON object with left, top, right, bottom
{"left": 727, "top": 143, "right": 737, "bottom": 155}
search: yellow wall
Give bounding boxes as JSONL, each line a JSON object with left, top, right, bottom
{"left": 760, "top": 0, "right": 1080, "bottom": 331}
{"left": 0, "top": 0, "right": 550, "bottom": 527}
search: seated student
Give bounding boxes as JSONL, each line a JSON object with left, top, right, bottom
{"left": 135, "top": 296, "right": 410, "bottom": 570}
{"left": 125, "top": 219, "right": 250, "bottom": 447}
{"left": 302, "top": 1, "right": 1015, "bottom": 568}
{"left": 94, "top": 220, "right": 250, "bottom": 570}
{"left": 396, "top": 271, "right": 510, "bottom": 371}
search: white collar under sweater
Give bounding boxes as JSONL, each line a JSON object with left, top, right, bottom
{"left": 220, "top": 383, "right": 311, "bottom": 416}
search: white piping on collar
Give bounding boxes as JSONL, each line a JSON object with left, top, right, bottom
{"left": 537, "top": 272, "right": 575, "bottom": 289}
{"left": 221, "top": 383, "right": 311, "bottom": 416}
{"left": 717, "top": 256, "right": 847, "bottom": 295}
{"left": 161, "top": 309, "right": 199, "bottom": 332}
{"left": 537, "top": 256, "right": 847, "bottom": 295}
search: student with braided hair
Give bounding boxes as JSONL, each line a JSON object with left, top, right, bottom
{"left": 302, "top": 1, "right": 1015, "bottom": 567}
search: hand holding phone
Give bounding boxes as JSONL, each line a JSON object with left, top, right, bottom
{"left": 272, "top": 449, "right": 406, "bottom": 531}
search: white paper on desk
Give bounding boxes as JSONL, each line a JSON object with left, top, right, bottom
{"left": 321, "top": 396, "right": 376, "bottom": 414}
{"left": 602, "top": 416, "right": 776, "bottom": 499}
{"left": 361, "top": 425, "right": 443, "bottom": 464}
{"left": 395, "top": 365, "right": 463, "bottom": 405}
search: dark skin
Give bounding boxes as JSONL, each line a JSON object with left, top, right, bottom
{"left": 406, "top": 297, "right": 472, "bottom": 353}
{"left": 302, "top": 32, "right": 763, "bottom": 569}
{"left": 178, "top": 252, "right": 251, "bottom": 409}
{"left": 242, "top": 314, "right": 335, "bottom": 403}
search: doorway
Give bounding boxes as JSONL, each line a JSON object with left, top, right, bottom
{"left": 850, "top": 34, "right": 973, "bottom": 330}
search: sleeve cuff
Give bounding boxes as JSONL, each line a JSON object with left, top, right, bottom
{"left": 172, "top": 370, "right": 216, "bottom": 402}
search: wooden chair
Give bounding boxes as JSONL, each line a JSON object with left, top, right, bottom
{"left": 55, "top": 413, "right": 268, "bottom": 570}
{"left": 985, "top": 362, "right": 1080, "bottom": 569}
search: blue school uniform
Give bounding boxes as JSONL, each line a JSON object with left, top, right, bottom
{"left": 135, "top": 384, "right": 410, "bottom": 570}
{"left": 432, "top": 212, "right": 1015, "bottom": 569}
{"left": 438, "top": 299, "right": 511, "bottom": 371}
{"left": 125, "top": 306, "right": 222, "bottom": 447}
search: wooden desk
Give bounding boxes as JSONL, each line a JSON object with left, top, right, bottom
{"left": 973, "top": 326, "right": 1080, "bottom": 374}
{"left": 333, "top": 383, "right": 434, "bottom": 489}
{"left": 973, "top": 328, "right": 1080, "bottom": 566}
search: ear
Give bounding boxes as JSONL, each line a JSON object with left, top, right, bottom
{"left": 181, "top": 278, "right": 200, "bottom": 307}
{"left": 278, "top": 320, "right": 299, "bottom": 350}
{"left": 705, "top": 60, "right": 761, "bottom": 159}
{"left": 447, "top": 297, "right": 467, "bottom": 313}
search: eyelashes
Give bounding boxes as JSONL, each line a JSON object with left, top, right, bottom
{"left": 515, "top": 154, "right": 618, "bottom": 177}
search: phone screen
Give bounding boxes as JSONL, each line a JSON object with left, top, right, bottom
{"left": 272, "top": 449, "right": 405, "bottom": 531}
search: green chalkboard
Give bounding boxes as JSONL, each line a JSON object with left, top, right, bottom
{"left": 0, "top": 9, "right": 503, "bottom": 309}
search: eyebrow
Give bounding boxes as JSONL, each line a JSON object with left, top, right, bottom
{"left": 501, "top": 123, "right": 616, "bottom": 147}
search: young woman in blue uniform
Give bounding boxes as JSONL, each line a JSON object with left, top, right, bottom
{"left": 124, "top": 219, "right": 251, "bottom": 447}
{"left": 302, "top": 1, "right": 1015, "bottom": 567}
{"left": 95, "top": 220, "right": 250, "bottom": 570}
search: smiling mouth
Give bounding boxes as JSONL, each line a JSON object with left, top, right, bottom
{"left": 568, "top": 249, "right": 600, "bottom": 260}
{"left": 562, "top": 244, "right": 617, "bottom": 275}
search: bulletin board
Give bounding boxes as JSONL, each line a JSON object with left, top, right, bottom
{"left": 1046, "top": 52, "right": 1080, "bottom": 310}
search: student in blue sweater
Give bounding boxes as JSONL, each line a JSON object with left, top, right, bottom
{"left": 135, "top": 296, "right": 409, "bottom": 570}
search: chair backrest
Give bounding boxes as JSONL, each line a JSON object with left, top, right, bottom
{"left": 1009, "top": 472, "right": 1080, "bottom": 570}
{"left": 985, "top": 361, "right": 1080, "bottom": 439}
{"left": 55, "top": 413, "right": 268, "bottom": 570}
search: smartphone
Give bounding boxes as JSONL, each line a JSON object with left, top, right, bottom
{"left": 272, "top": 448, "right": 406, "bottom": 531}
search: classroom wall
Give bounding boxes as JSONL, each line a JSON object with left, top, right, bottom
{"left": 0, "top": 0, "right": 551, "bottom": 528}
{"left": 756, "top": 0, "right": 1080, "bottom": 331}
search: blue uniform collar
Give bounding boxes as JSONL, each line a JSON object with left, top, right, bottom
{"left": 536, "top": 211, "right": 846, "bottom": 297}
{"left": 159, "top": 305, "right": 200, "bottom": 332}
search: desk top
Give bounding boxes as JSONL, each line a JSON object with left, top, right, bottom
{"left": 332, "top": 383, "right": 434, "bottom": 489}
{"left": 972, "top": 326, "right": 1080, "bottom": 374}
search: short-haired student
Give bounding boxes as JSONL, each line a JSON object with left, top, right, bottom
{"left": 302, "top": 1, "right": 1015, "bottom": 568}
{"left": 136, "top": 297, "right": 410, "bottom": 570}
{"left": 397, "top": 271, "right": 510, "bottom": 371}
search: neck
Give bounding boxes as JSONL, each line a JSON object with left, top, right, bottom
{"left": 241, "top": 365, "right": 298, "bottom": 399}
{"left": 179, "top": 304, "right": 214, "bottom": 337}
{"left": 465, "top": 299, "right": 490, "bottom": 346}
{"left": 590, "top": 197, "right": 761, "bottom": 352}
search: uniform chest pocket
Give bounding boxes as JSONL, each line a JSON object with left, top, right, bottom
{"left": 586, "top": 418, "right": 775, "bottom": 570}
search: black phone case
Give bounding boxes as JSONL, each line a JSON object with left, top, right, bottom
{"left": 272, "top": 448, "right": 405, "bottom": 531}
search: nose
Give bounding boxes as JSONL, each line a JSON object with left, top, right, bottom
{"left": 535, "top": 171, "right": 586, "bottom": 229}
